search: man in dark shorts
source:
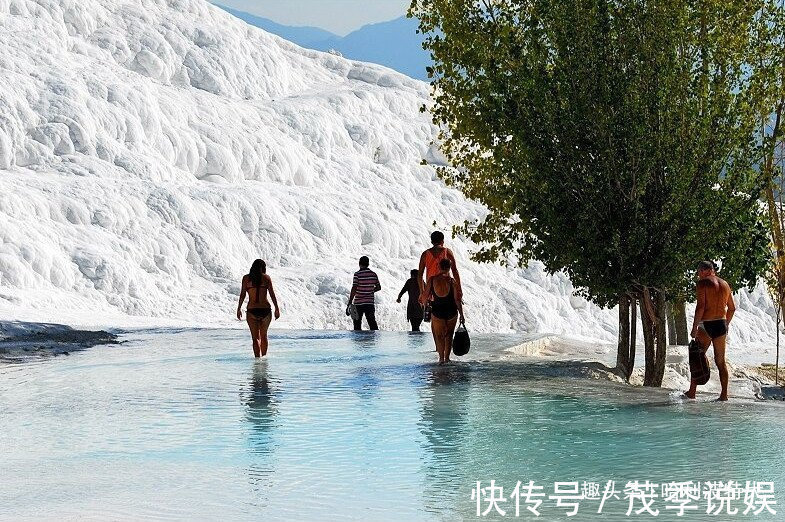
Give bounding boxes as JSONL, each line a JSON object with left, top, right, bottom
{"left": 348, "top": 256, "right": 381, "bottom": 330}
{"left": 686, "top": 261, "right": 736, "bottom": 401}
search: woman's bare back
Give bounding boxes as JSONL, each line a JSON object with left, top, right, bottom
{"left": 244, "top": 274, "right": 271, "bottom": 309}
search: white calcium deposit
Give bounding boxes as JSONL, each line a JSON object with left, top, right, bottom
{"left": 0, "top": 0, "right": 779, "bottom": 364}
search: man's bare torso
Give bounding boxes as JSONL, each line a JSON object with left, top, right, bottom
{"left": 698, "top": 275, "right": 732, "bottom": 321}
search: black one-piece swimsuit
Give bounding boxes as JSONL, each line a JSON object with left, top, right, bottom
{"left": 431, "top": 283, "right": 458, "bottom": 320}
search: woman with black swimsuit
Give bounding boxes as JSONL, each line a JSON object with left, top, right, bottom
{"left": 237, "top": 259, "right": 281, "bottom": 357}
{"left": 425, "top": 258, "right": 465, "bottom": 364}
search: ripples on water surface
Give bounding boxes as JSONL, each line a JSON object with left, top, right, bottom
{"left": 1, "top": 329, "right": 783, "bottom": 521}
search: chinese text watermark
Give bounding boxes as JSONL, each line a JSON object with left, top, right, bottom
{"left": 471, "top": 481, "right": 776, "bottom": 517}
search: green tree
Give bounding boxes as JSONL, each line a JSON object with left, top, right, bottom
{"left": 758, "top": 1, "right": 785, "bottom": 380}
{"left": 411, "top": 0, "right": 774, "bottom": 385}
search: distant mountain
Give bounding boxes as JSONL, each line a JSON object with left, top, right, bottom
{"left": 323, "top": 16, "right": 430, "bottom": 81}
{"left": 214, "top": 4, "right": 431, "bottom": 81}
{"left": 216, "top": 4, "right": 340, "bottom": 48}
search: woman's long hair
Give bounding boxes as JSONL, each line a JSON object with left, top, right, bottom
{"left": 249, "top": 259, "right": 266, "bottom": 287}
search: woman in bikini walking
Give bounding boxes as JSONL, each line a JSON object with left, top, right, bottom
{"left": 237, "top": 259, "right": 281, "bottom": 357}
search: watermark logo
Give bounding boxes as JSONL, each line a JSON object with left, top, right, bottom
{"left": 470, "top": 481, "right": 776, "bottom": 517}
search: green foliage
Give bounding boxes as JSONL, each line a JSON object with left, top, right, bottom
{"left": 410, "top": 0, "right": 778, "bottom": 307}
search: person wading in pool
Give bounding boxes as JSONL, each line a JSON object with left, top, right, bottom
{"left": 397, "top": 269, "right": 424, "bottom": 332}
{"left": 237, "top": 259, "right": 281, "bottom": 357}
{"left": 348, "top": 256, "right": 381, "bottom": 330}
{"left": 424, "top": 258, "right": 464, "bottom": 364}
{"left": 418, "top": 231, "right": 462, "bottom": 308}
{"left": 686, "top": 260, "right": 736, "bottom": 401}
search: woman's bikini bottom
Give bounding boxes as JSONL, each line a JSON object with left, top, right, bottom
{"left": 248, "top": 308, "right": 272, "bottom": 319}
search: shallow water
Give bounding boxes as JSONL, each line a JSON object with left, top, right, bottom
{"left": 1, "top": 329, "right": 783, "bottom": 521}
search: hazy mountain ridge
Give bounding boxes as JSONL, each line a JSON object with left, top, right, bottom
{"left": 214, "top": 4, "right": 431, "bottom": 81}
{"left": 215, "top": 4, "right": 341, "bottom": 48}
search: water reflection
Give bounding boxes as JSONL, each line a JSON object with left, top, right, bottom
{"left": 244, "top": 360, "right": 278, "bottom": 498}
{"left": 345, "top": 333, "right": 381, "bottom": 402}
{"left": 418, "top": 363, "right": 472, "bottom": 516}
{"left": 350, "top": 331, "right": 379, "bottom": 351}
{"left": 348, "top": 365, "right": 381, "bottom": 402}
{"left": 406, "top": 330, "right": 429, "bottom": 353}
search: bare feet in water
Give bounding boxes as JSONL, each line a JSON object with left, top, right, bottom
{"left": 683, "top": 391, "right": 696, "bottom": 399}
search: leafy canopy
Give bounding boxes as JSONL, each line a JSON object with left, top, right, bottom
{"left": 411, "top": 0, "right": 776, "bottom": 306}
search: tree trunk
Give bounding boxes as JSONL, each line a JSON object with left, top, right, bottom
{"left": 617, "top": 294, "right": 630, "bottom": 380}
{"left": 654, "top": 291, "right": 668, "bottom": 386}
{"left": 641, "top": 293, "right": 655, "bottom": 386}
{"left": 673, "top": 298, "right": 689, "bottom": 345}
{"left": 630, "top": 296, "right": 637, "bottom": 379}
{"left": 641, "top": 288, "right": 668, "bottom": 387}
{"left": 666, "top": 302, "right": 676, "bottom": 345}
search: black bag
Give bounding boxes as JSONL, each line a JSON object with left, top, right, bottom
{"left": 453, "top": 321, "right": 470, "bottom": 356}
{"left": 688, "top": 339, "right": 710, "bottom": 385}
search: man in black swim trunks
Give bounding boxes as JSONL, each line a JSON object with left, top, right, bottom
{"left": 686, "top": 261, "right": 736, "bottom": 401}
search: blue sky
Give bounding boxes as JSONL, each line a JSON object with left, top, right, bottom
{"left": 213, "top": 1, "right": 410, "bottom": 35}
